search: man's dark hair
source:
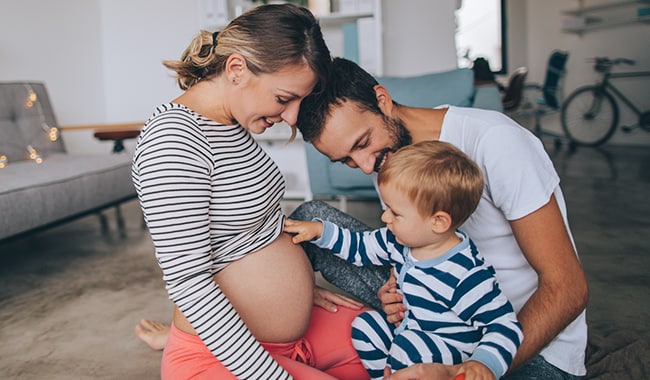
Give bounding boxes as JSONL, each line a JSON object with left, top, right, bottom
{"left": 296, "top": 57, "right": 384, "bottom": 142}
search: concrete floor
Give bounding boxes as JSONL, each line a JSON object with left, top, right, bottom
{"left": 0, "top": 140, "right": 649, "bottom": 379}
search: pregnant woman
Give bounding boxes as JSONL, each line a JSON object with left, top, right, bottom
{"left": 132, "top": 4, "right": 368, "bottom": 379}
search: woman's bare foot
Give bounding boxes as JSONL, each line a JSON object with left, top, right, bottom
{"left": 134, "top": 319, "right": 170, "bottom": 351}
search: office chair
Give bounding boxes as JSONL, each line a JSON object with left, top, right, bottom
{"left": 524, "top": 50, "right": 570, "bottom": 147}
{"left": 501, "top": 66, "right": 528, "bottom": 111}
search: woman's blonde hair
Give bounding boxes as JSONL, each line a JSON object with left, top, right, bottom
{"left": 378, "top": 141, "right": 484, "bottom": 230}
{"left": 163, "top": 3, "right": 331, "bottom": 91}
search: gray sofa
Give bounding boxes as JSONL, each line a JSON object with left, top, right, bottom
{"left": 0, "top": 82, "right": 137, "bottom": 241}
{"left": 304, "top": 67, "right": 504, "bottom": 205}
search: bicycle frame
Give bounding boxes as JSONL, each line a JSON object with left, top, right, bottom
{"left": 601, "top": 70, "right": 650, "bottom": 116}
{"left": 561, "top": 58, "right": 650, "bottom": 147}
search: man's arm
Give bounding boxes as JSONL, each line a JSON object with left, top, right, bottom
{"left": 507, "top": 194, "right": 588, "bottom": 369}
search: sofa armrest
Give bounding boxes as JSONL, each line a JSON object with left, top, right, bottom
{"left": 473, "top": 84, "right": 504, "bottom": 112}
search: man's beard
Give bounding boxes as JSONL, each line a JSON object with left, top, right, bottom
{"left": 373, "top": 116, "right": 412, "bottom": 172}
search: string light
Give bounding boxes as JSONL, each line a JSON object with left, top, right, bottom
{"left": 26, "top": 145, "right": 43, "bottom": 164}
{"left": 18, "top": 85, "right": 60, "bottom": 167}
{"left": 24, "top": 85, "right": 59, "bottom": 143}
{"left": 24, "top": 90, "right": 37, "bottom": 108}
{"left": 0, "top": 154, "right": 7, "bottom": 169}
{"left": 43, "top": 123, "right": 59, "bottom": 141}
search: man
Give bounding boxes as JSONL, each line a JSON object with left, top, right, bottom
{"left": 291, "top": 57, "right": 588, "bottom": 379}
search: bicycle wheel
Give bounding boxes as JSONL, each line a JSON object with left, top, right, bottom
{"left": 561, "top": 85, "right": 619, "bottom": 147}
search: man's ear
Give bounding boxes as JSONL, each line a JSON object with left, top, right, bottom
{"left": 374, "top": 84, "right": 395, "bottom": 115}
{"left": 225, "top": 53, "right": 248, "bottom": 85}
{"left": 430, "top": 211, "right": 453, "bottom": 234}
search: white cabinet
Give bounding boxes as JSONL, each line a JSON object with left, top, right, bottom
{"left": 253, "top": 124, "right": 312, "bottom": 200}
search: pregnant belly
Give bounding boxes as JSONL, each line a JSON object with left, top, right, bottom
{"left": 214, "top": 232, "right": 315, "bottom": 343}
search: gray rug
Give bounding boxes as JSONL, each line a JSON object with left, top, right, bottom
{"left": 0, "top": 201, "right": 168, "bottom": 379}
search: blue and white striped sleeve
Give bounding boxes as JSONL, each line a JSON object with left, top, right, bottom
{"left": 452, "top": 265, "right": 523, "bottom": 379}
{"left": 313, "top": 219, "right": 394, "bottom": 266}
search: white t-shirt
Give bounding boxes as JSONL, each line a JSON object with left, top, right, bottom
{"left": 438, "top": 106, "right": 587, "bottom": 376}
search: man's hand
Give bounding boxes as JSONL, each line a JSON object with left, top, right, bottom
{"left": 382, "top": 363, "right": 460, "bottom": 380}
{"left": 378, "top": 271, "right": 406, "bottom": 326}
{"left": 314, "top": 286, "right": 364, "bottom": 312}
{"left": 284, "top": 218, "right": 323, "bottom": 244}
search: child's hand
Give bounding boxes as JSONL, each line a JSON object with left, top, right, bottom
{"left": 284, "top": 218, "right": 324, "bottom": 244}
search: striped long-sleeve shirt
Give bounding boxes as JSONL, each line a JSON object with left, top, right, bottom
{"left": 313, "top": 220, "right": 523, "bottom": 378}
{"left": 131, "top": 104, "right": 291, "bottom": 379}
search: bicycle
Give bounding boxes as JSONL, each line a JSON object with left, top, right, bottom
{"left": 560, "top": 57, "right": 650, "bottom": 147}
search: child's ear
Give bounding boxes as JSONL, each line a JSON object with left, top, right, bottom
{"left": 430, "top": 211, "right": 453, "bottom": 234}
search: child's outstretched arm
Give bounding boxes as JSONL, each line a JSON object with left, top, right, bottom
{"left": 284, "top": 218, "right": 324, "bottom": 244}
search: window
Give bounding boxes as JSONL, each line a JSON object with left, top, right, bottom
{"left": 455, "top": 0, "right": 507, "bottom": 74}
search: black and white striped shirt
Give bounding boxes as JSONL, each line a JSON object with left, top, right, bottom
{"left": 132, "top": 103, "right": 290, "bottom": 379}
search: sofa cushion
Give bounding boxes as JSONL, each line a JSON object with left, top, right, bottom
{"left": 0, "top": 153, "right": 135, "bottom": 240}
{"left": 473, "top": 84, "right": 504, "bottom": 112}
{"left": 328, "top": 163, "right": 375, "bottom": 190}
{"left": 0, "top": 120, "right": 27, "bottom": 163}
{"left": 0, "top": 82, "right": 65, "bottom": 163}
{"left": 377, "top": 68, "right": 475, "bottom": 108}
{"left": 0, "top": 88, "right": 29, "bottom": 162}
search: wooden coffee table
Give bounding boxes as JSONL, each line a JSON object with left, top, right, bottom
{"left": 94, "top": 129, "right": 141, "bottom": 153}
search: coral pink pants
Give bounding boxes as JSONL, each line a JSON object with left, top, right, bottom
{"left": 161, "top": 306, "right": 371, "bottom": 380}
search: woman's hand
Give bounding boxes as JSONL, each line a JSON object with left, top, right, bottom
{"left": 314, "top": 286, "right": 364, "bottom": 312}
{"left": 378, "top": 272, "right": 406, "bottom": 326}
{"left": 284, "top": 218, "right": 323, "bottom": 244}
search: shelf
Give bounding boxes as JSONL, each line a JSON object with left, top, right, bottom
{"left": 562, "top": 0, "right": 650, "bottom": 33}
{"left": 317, "top": 11, "right": 374, "bottom": 25}
{"left": 563, "top": 0, "right": 649, "bottom": 16}
{"left": 563, "top": 15, "right": 650, "bottom": 32}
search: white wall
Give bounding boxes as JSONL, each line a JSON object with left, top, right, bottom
{"left": 0, "top": 0, "right": 200, "bottom": 154}
{"left": 381, "top": 0, "right": 458, "bottom": 76}
{"left": 100, "top": 0, "right": 200, "bottom": 124}
{"left": 504, "top": 0, "right": 528, "bottom": 73}
{"left": 0, "top": 0, "right": 106, "bottom": 125}
{"left": 523, "top": 0, "right": 650, "bottom": 145}
{"left": 1, "top": 0, "right": 648, "bottom": 150}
